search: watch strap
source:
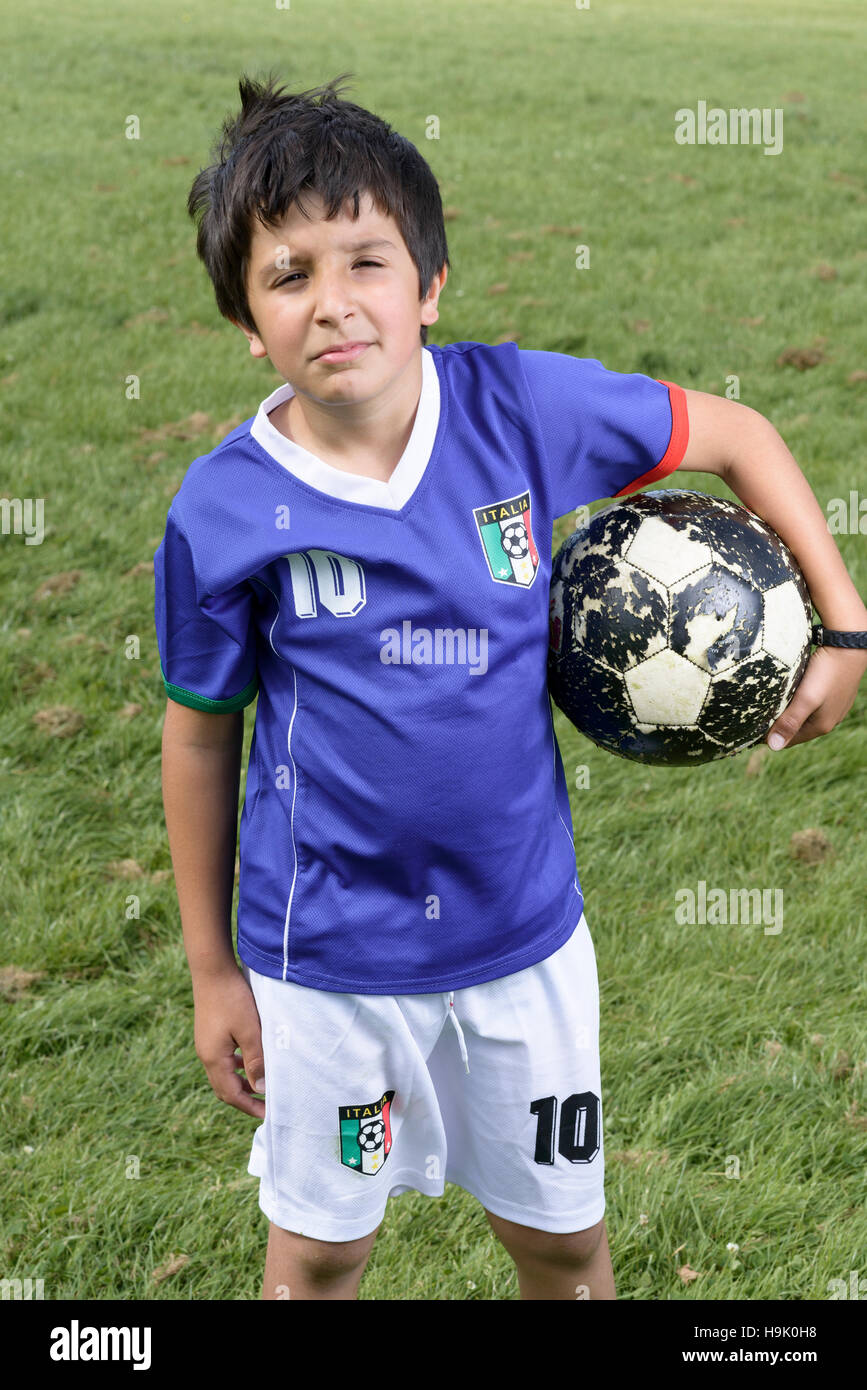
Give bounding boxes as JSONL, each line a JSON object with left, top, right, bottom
{"left": 812, "top": 624, "right": 867, "bottom": 649}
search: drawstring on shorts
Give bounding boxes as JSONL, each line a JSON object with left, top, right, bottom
{"left": 447, "top": 991, "right": 470, "bottom": 1074}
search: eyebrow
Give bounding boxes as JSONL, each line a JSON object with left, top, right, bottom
{"left": 257, "top": 239, "right": 396, "bottom": 284}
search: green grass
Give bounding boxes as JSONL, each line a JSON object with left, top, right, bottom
{"left": 1, "top": 0, "right": 865, "bottom": 1300}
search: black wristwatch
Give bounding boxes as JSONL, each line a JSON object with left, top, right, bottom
{"left": 811, "top": 625, "right": 867, "bottom": 649}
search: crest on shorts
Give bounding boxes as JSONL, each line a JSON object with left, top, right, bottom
{"left": 338, "top": 1089, "right": 395, "bottom": 1175}
{"left": 474, "top": 489, "right": 539, "bottom": 587}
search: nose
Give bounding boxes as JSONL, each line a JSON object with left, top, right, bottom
{"left": 311, "top": 265, "right": 358, "bottom": 320}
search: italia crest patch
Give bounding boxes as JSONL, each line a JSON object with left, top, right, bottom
{"left": 474, "top": 490, "right": 539, "bottom": 587}
{"left": 338, "top": 1089, "right": 395, "bottom": 1175}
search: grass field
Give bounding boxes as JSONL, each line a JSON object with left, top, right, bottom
{"left": 1, "top": 0, "right": 865, "bottom": 1300}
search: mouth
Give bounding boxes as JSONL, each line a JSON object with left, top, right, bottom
{"left": 314, "top": 342, "right": 371, "bottom": 364}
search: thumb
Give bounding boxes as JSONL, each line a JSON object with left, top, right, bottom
{"left": 766, "top": 688, "right": 816, "bottom": 751}
{"left": 239, "top": 1035, "right": 266, "bottom": 1093}
{"left": 766, "top": 650, "right": 827, "bottom": 750}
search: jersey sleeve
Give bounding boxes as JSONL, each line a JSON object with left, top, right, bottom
{"left": 153, "top": 507, "right": 258, "bottom": 712}
{"left": 518, "top": 351, "right": 689, "bottom": 517}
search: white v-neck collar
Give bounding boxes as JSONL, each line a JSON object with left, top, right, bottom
{"left": 249, "top": 346, "right": 441, "bottom": 511}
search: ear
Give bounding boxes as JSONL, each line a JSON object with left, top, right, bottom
{"left": 229, "top": 317, "right": 269, "bottom": 359}
{"left": 421, "top": 264, "right": 448, "bottom": 327}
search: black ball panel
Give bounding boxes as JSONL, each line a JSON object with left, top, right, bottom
{"left": 562, "top": 503, "right": 645, "bottom": 571}
{"left": 610, "top": 721, "right": 735, "bottom": 767}
{"left": 547, "top": 648, "right": 633, "bottom": 740}
{"left": 701, "top": 652, "right": 790, "bottom": 746}
{"left": 669, "top": 564, "right": 763, "bottom": 672}
{"left": 561, "top": 554, "right": 669, "bottom": 672}
{"left": 703, "top": 512, "right": 798, "bottom": 591}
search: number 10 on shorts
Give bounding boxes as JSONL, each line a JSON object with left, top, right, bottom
{"left": 530, "top": 1092, "right": 601, "bottom": 1165}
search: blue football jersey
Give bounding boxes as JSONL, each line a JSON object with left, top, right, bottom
{"left": 154, "top": 340, "right": 688, "bottom": 993}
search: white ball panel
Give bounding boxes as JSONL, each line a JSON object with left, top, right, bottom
{"left": 625, "top": 648, "right": 710, "bottom": 724}
{"left": 762, "top": 581, "right": 811, "bottom": 667}
{"left": 624, "top": 516, "right": 713, "bottom": 588}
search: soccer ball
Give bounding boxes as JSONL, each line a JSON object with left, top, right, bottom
{"left": 357, "top": 1119, "right": 385, "bottom": 1152}
{"left": 501, "top": 522, "right": 529, "bottom": 559}
{"left": 547, "top": 489, "right": 814, "bottom": 766}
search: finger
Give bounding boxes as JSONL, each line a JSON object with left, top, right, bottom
{"left": 212, "top": 1066, "right": 267, "bottom": 1118}
{"left": 771, "top": 715, "right": 825, "bottom": 749}
{"left": 222, "top": 1083, "right": 267, "bottom": 1119}
{"left": 765, "top": 667, "right": 826, "bottom": 750}
{"left": 243, "top": 1061, "right": 266, "bottom": 1094}
{"left": 222, "top": 1044, "right": 266, "bottom": 1095}
{"left": 236, "top": 1031, "right": 266, "bottom": 1094}
{"left": 211, "top": 1048, "right": 251, "bottom": 1084}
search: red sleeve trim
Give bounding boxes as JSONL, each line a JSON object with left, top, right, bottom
{"left": 613, "top": 379, "right": 689, "bottom": 497}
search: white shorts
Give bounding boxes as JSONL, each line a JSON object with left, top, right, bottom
{"left": 240, "top": 911, "right": 604, "bottom": 1241}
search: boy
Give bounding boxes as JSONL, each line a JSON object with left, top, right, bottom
{"left": 155, "top": 72, "right": 867, "bottom": 1301}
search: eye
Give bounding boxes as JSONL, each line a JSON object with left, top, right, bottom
{"left": 274, "top": 261, "right": 383, "bottom": 287}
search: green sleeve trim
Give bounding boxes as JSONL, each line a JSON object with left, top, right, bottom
{"left": 161, "top": 669, "right": 258, "bottom": 712}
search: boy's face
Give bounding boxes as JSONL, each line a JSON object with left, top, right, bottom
{"left": 234, "top": 190, "right": 447, "bottom": 403}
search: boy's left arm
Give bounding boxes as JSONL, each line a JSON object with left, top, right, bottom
{"left": 674, "top": 390, "right": 867, "bottom": 751}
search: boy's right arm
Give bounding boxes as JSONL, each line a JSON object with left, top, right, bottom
{"left": 161, "top": 698, "right": 266, "bottom": 1118}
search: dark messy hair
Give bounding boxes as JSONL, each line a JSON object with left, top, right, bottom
{"left": 187, "top": 71, "right": 450, "bottom": 346}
